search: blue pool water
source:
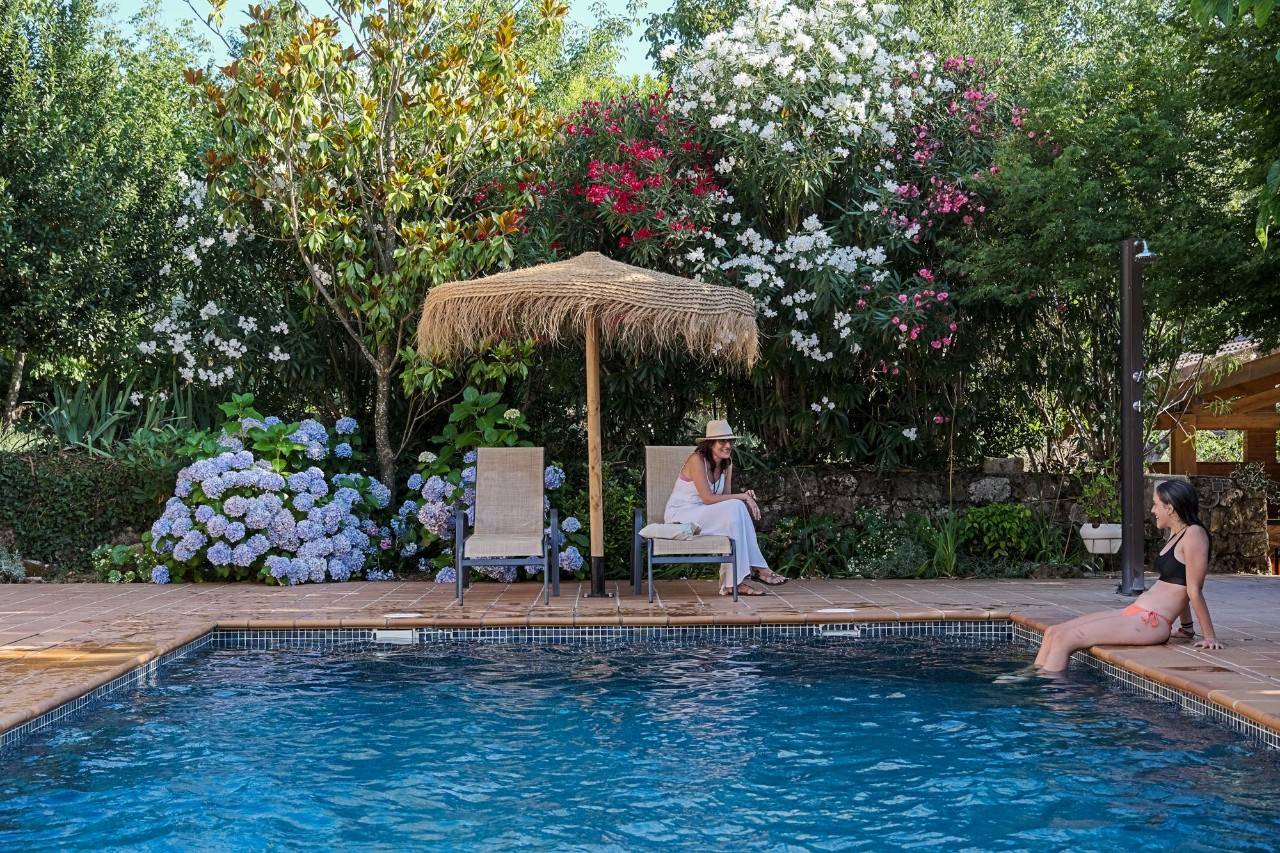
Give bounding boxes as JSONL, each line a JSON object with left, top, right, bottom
{"left": 3, "top": 639, "right": 1280, "bottom": 851}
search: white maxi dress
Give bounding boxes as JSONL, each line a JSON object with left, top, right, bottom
{"left": 663, "top": 461, "right": 769, "bottom": 588}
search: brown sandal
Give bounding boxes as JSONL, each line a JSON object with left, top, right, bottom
{"left": 719, "top": 584, "right": 765, "bottom": 596}
{"left": 752, "top": 569, "right": 788, "bottom": 586}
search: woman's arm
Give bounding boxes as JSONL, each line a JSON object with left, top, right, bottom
{"left": 685, "top": 456, "right": 759, "bottom": 518}
{"left": 1181, "top": 527, "right": 1223, "bottom": 649}
{"left": 724, "top": 464, "right": 733, "bottom": 494}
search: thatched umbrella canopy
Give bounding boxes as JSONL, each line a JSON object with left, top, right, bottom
{"left": 418, "top": 251, "right": 759, "bottom": 596}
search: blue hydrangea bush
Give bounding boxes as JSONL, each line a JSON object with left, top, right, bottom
{"left": 391, "top": 452, "right": 586, "bottom": 584}
{"left": 388, "top": 390, "right": 589, "bottom": 583}
{"left": 148, "top": 395, "right": 394, "bottom": 585}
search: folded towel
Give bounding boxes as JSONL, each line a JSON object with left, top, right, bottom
{"left": 639, "top": 522, "right": 702, "bottom": 540}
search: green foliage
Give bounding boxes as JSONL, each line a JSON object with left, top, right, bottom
{"left": 942, "top": 0, "right": 1277, "bottom": 465}
{"left": 1231, "top": 461, "right": 1280, "bottom": 500}
{"left": 0, "top": 451, "right": 172, "bottom": 571}
{"left": 1196, "top": 429, "right": 1244, "bottom": 463}
{"left": 427, "top": 387, "right": 533, "bottom": 472}
{"left": 91, "top": 541, "right": 157, "bottom": 583}
{"left": 558, "top": 464, "right": 640, "bottom": 578}
{"left": 1077, "top": 469, "right": 1121, "bottom": 523}
{"left": 765, "top": 514, "right": 861, "bottom": 579}
{"left": 0, "top": 0, "right": 203, "bottom": 373}
{"left": 959, "top": 503, "right": 1035, "bottom": 561}
{"left": 843, "top": 510, "right": 930, "bottom": 579}
{"left": 191, "top": 0, "right": 569, "bottom": 483}
{"left": 912, "top": 511, "right": 962, "bottom": 577}
{"left": 0, "top": 543, "right": 24, "bottom": 583}
{"left": 1025, "top": 509, "right": 1069, "bottom": 563}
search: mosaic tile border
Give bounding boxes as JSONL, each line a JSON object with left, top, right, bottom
{"left": 0, "top": 631, "right": 214, "bottom": 753}
{"left": 1013, "top": 624, "right": 1280, "bottom": 751}
{"left": 409, "top": 619, "right": 1014, "bottom": 646}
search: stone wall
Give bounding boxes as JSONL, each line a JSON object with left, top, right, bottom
{"left": 744, "top": 465, "right": 1270, "bottom": 574}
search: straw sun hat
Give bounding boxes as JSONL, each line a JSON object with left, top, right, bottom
{"left": 696, "top": 419, "right": 739, "bottom": 443}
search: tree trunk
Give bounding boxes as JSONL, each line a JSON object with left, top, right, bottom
{"left": 372, "top": 342, "right": 397, "bottom": 490}
{"left": 3, "top": 352, "right": 26, "bottom": 426}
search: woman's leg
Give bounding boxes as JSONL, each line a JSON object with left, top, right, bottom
{"left": 1037, "top": 609, "right": 1171, "bottom": 671}
{"left": 1034, "top": 610, "right": 1118, "bottom": 667}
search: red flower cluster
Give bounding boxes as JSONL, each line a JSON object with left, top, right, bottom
{"left": 540, "top": 91, "right": 723, "bottom": 258}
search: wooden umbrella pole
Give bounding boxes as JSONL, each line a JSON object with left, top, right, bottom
{"left": 584, "top": 313, "right": 608, "bottom": 596}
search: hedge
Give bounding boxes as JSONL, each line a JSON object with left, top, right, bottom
{"left": 0, "top": 451, "right": 175, "bottom": 572}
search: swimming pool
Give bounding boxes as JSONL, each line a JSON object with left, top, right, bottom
{"left": 3, "top": 637, "right": 1279, "bottom": 850}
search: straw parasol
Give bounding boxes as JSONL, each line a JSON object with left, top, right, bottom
{"left": 418, "top": 251, "right": 759, "bottom": 596}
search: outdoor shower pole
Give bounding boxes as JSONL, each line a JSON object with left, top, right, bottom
{"left": 1119, "top": 238, "right": 1153, "bottom": 596}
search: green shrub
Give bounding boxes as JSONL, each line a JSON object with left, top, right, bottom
{"left": 1077, "top": 469, "right": 1121, "bottom": 523}
{"left": 0, "top": 451, "right": 174, "bottom": 572}
{"left": 911, "top": 511, "right": 962, "bottom": 577}
{"left": 559, "top": 465, "right": 642, "bottom": 579}
{"left": 1025, "top": 508, "right": 1070, "bottom": 563}
{"left": 844, "top": 509, "right": 929, "bottom": 579}
{"left": 959, "top": 503, "right": 1036, "bottom": 561}
{"left": 0, "top": 544, "right": 25, "bottom": 583}
{"left": 91, "top": 542, "right": 158, "bottom": 583}
{"left": 766, "top": 514, "right": 861, "bottom": 578}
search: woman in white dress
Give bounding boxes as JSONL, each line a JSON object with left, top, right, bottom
{"left": 663, "top": 420, "right": 787, "bottom": 596}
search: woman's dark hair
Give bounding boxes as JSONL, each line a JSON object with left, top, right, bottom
{"left": 694, "top": 441, "right": 733, "bottom": 482}
{"left": 1155, "top": 479, "right": 1210, "bottom": 550}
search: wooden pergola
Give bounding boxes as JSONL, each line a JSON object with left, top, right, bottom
{"left": 1154, "top": 341, "right": 1280, "bottom": 477}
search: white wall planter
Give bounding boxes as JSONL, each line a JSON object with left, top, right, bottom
{"left": 1079, "top": 522, "right": 1122, "bottom": 555}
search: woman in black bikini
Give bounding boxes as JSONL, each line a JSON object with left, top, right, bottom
{"left": 1034, "top": 480, "right": 1224, "bottom": 672}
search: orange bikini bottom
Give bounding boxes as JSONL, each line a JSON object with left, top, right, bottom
{"left": 1124, "top": 604, "right": 1172, "bottom": 628}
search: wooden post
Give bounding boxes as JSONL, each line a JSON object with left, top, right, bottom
{"left": 584, "top": 314, "right": 607, "bottom": 596}
{"left": 1170, "top": 415, "right": 1198, "bottom": 476}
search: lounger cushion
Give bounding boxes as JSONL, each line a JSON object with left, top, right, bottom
{"left": 651, "top": 535, "right": 732, "bottom": 556}
{"left": 639, "top": 522, "right": 702, "bottom": 540}
{"left": 464, "top": 533, "right": 544, "bottom": 559}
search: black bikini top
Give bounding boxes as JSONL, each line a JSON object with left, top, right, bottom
{"left": 1154, "top": 528, "right": 1190, "bottom": 586}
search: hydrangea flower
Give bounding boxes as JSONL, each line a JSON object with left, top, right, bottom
{"left": 407, "top": 473, "right": 423, "bottom": 491}
{"left": 544, "top": 465, "right": 566, "bottom": 490}
{"left": 335, "top": 416, "right": 358, "bottom": 435}
{"left": 559, "top": 545, "right": 584, "bottom": 573}
{"left": 151, "top": 566, "right": 170, "bottom": 585}
{"left": 417, "top": 501, "right": 453, "bottom": 537}
{"left": 334, "top": 442, "right": 352, "bottom": 458}
{"left": 368, "top": 480, "right": 391, "bottom": 508}
{"left": 421, "top": 475, "right": 449, "bottom": 503}
{"left": 463, "top": 450, "right": 477, "bottom": 464}
{"left": 207, "top": 541, "right": 232, "bottom": 565}
{"left": 561, "top": 516, "right": 582, "bottom": 534}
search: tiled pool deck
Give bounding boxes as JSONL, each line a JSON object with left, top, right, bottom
{"left": 3, "top": 574, "right": 1280, "bottom": 746}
